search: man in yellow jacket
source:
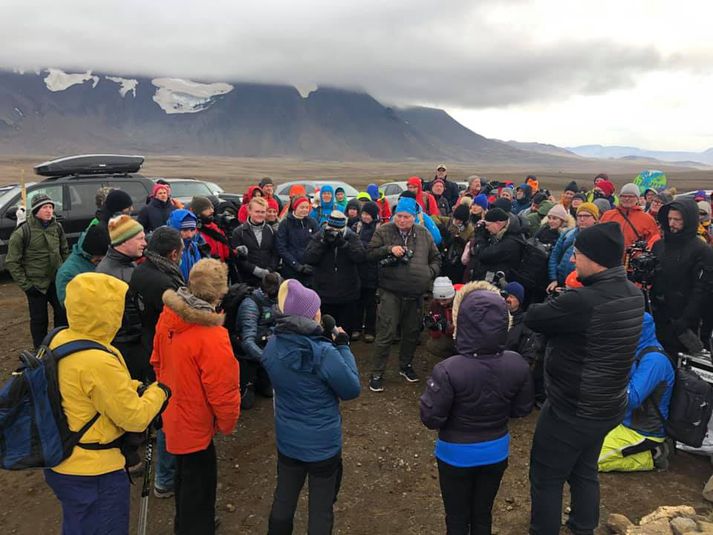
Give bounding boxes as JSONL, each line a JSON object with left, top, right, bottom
{"left": 44, "top": 272, "right": 170, "bottom": 534}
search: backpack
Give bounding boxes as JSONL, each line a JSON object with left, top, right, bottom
{"left": 0, "top": 329, "right": 115, "bottom": 470}
{"left": 15, "top": 218, "right": 66, "bottom": 253}
{"left": 220, "top": 283, "right": 257, "bottom": 357}
{"left": 509, "top": 237, "right": 549, "bottom": 291}
{"left": 638, "top": 346, "right": 713, "bottom": 448}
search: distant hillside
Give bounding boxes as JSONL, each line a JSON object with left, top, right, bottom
{"left": 502, "top": 140, "right": 580, "bottom": 158}
{"left": 568, "top": 144, "right": 713, "bottom": 166}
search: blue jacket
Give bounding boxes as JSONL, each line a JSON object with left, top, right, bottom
{"left": 236, "top": 289, "right": 276, "bottom": 362}
{"left": 310, "top": 185, "right": 339, "bottom": 226}
{"left": 261, "top": 315, "right": 360, "bottom": 462}
{"left": 167, "top": 210, "right": 206, "bottom": 280}
{"left": 415, "top": 211, "right": 442, "bottom": 246}
{"left": 548, "top": 227, "right": 578, "bottom": 283}
{"left": 55, "top": 234, "right": 96, "bottom": 306}
{"left": 623, "top": 313, "right": 675, "bottom": 437}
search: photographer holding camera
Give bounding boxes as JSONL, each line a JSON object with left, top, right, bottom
{"left": 651, "top": 198, "right": 713, "bottom": 355}
{"left": 466, "top": 207, "right": 524, "bottom": 283}
{"left": 425, "top": 277, "right": 458, "bottom": 359}
{"left": 303, "top": 211, "right": 366, "bottom": 335}
{"left": 367, "top": 197, "right": 441, "bottom": 392}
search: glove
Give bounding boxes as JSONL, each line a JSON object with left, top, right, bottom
{"left": 334, "top": 233, "right": 346, "bottom": 247}
{"left": 334, "top": 332, "right": 350, "bottom": 346}
{"left": 235, "top": 245, "right": 249, "bottom": 257}
{"left": 156, "top": 382, "right": 172, "bottom": 402}
{"left": 253, "top": 267, "right": 270, "bottom": 279}
{"left": 298, "top": 264, "right": 314, "bottom": 276}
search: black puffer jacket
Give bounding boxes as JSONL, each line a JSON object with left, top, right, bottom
{"left": 231, "top": 220, "right": 279, "bottom": 286}
{"left": 137, "top": 198, "right": 175, "bottom": 232}
{"left": 525, "top": 266, "right": 644, "bottom": 421}
{"left": 468, "top": 215, "right": 524, "bottom": 281}
{"left": 303, "top": 229, "right": 366, "bottom": 303}
{"left": 367, "top": 222, "right": 441, "bottom": 297}
{"left": 506, "top": 308, "right": 536, "bottom": 364}
{"left": 651, "top": 199, "right": 713, "bottom": 352}
{"left": 95, "top": 248, "right": 142, "bottom": 344}
{"left": 353, "top": 220, "right": 379, "bottom": 289}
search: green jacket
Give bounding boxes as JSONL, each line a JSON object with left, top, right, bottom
{"left": 527, "top": 200, "right": 555, "bottom": 230}
{"left": 6, "top": 215, "right": 69, "bottom": 293}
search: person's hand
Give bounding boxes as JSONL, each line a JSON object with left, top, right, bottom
{"left": 546, "top": 281, "right": 559, "bottom": 294}
{"left": 391, "top": 245, "right": 406, "bottom": 257}
{"left": 333, "top": 327, "right": 349, "bottom": 346}
{"left": 298, "top": 264, "right": 314, "bottom": 275}
{"left": 253, "top": 267, "right": 270, "bottom": 280}
{"left": 235, "top": 245, "right": 248, "bottom": 257}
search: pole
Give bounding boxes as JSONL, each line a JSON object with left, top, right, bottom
{"left": 137, "top": 430, "right": 154, "bottom": 535}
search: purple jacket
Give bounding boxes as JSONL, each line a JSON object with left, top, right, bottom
{"left": 420, "top": 284, "right": 533, "bottom": 444}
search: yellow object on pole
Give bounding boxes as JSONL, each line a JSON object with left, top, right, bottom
{"left": 20, "top": 169, "right": 27, "bottom": 208}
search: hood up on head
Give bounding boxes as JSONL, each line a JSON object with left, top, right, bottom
{"left": 658, "top": 198, "right": 699, "bottom": 241}
{"left": 65, "top": 272, "right": 128, "bottom": 345}
{"left": 452, "top": 281, "right": 510, "bottom": 356}
{"left": 637, "top": 312, "right": 662, "bottom": 354}
{"left": 319, "top": 184, "right": 336, "bottom": 211}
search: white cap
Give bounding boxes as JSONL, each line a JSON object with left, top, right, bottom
{"left": 433, "top": 276, "right": 455, "bottom": 299}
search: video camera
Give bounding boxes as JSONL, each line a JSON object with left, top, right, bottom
{"left": 626, "top": 240, "right": 657, "bottom": 285}
{"left": 423, "top": 312, "right": 449, "bottom": 333}
{"left": 323, "top": 228, "right": 343, "bottom": 244}
{"left": 214, "top": 200, "right": 240, "bottom": 234}
{"left": 379, "top": 248, "right": 414, "bottom": 267}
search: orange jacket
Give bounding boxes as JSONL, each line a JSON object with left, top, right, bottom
{"left": 151, "top": 289, "right": 240, "bottom": 454}
{"left": 600, "top": 206, "right": 660, "bottom": 250}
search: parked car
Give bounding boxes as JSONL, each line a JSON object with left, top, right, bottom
{"left": 0, "top": 154, "right": 154, "bottom": 271}
{"left": 675, "top": 190, "right": 713, "bottom": 201}
{"left": 151, "top": 177, "right": 215, "bottom": 205}
{"left": 275, "top": 180, "right": 359, "bottom": 205}
{"left": 380, "top": 181, "right": 408, "bottom": 208}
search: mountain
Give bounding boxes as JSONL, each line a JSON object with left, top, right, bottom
{"left": 567, "top": 144, "right": 713, "bottom": 165}
{"left": 502, "top": 140, "right": 580, "bottom": 158}
{"left": 0, "top": 68, "right": 574, "bottom": 164}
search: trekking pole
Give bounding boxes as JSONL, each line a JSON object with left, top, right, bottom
{"left": 137, "top": 429, "right": 154, "bottom": 535}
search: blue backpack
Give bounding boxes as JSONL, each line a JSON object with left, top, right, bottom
{"left": 0, "top": 328, "right": 114, "bottom": 470}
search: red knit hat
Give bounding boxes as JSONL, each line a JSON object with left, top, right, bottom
{"left": 292, "top": 196, "right": 310, "bottom": 212}
{"left": 597, "top": 179, "right": 615, "bottom": 197}
{"left": 266, "top": 198, "right": 279, "bottom": 211}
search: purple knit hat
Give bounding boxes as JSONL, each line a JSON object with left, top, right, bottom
{"left": 277, "top": 279, "right": 321, "bottom": 319}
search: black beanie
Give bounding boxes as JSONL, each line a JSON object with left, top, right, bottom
{"left": 564, "top": 181, "right": 579, "bottom": 193}
{"left": 453, "top": 204, "right": 470, "bottom": 223}
{"left": 82, "top": 224, "right": 111, "bottom": 257}
{"left": 361, "top": 201, "right": 379, "bottom": 220}
{"left": 400, "top": 190, "right": 417, "bottom": 200}
{"left": 191, "top": 196, "right": 213, "bottom": 215}
{"left": 492, "top": 198, "right": 512, "bottom": 213}
{"left": 574, "top": 222, "right": 624, "bottom": 269}
{"left": 104, "top": 189, "right": 133, "bottom": 214}
{"left": 484, "top": 207, "right": 509, "bottom": 222}
{"left": 532, "top": 192, "right": 547, "bottom": 205}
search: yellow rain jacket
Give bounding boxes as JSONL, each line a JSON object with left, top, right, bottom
{"left": 50, "top": 272, "right": 168, "bottom": 476}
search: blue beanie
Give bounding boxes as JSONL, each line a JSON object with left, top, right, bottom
{"left": 395, "top": 197, "right": 419, "bottom": 216}
{"left": 474, "top": 194, "right": 489, "bottom": 210}
{"left": 367, "top": 184, "right": 380, "bottom": 201}
{"left": 505, "top": 281, "right": 525, "bottom": 304}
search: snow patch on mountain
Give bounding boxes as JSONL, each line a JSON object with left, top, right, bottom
{"left": 106, "top": 76, "right": 138, "bottom": 98}
{"left": 151, "top": 78, "right": 233, "bottom": 114}
{"left": 294, "top": 82, "right": 317, "bottom": 98}
{"left": 44, "top": 68, "right": 99, "bottom": 92}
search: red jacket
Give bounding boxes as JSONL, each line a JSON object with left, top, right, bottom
{"left": 151, "top": 290, "right": 240, "bottom": 454}
{"left": 199, "top": 222, "right": 231, "bottom": 262}
{"left": 600, "top": 206, "right": 660, "bottom": 250}
{"left": 377, "top": 197, "right": 391, "bottom": 221}
{"left": 406, "top": 177, "right": 440, "bottom": 216}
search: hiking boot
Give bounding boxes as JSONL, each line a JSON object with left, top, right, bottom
{"left": 351, "top": 331, "right": 362, "bottom": 341}
{"left": 399, "top": 365, "right": 419, "bottom": 383}
{"left": 653, "top": 440, "right": 671, "bottom": 471}
{"left": 364, "top": 333, "right": 375, "bottom": 343}
{"left": 369, "top": 374, "right": 384, "bottom": 392}
{"left": 241, "top": 384, "right": 255, "bottom": 410}
{"left": 153, "top": 486, "right": 175, "bottom": 499}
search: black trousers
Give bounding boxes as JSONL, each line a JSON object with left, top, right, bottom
{"left": 26, "top": 283, "right": 66, "bottom": 348}
{"left": 529, "top": 402, "right": 618, "bottom": 535}
{"left": 239, "top": 358, "right": 271, "bottom": 394}
{"left": 320, "top": 302, "right": 356, "bottom": 336}
{"left": 437, "top": 458, "right": 508, "bottom": 535}
{"left": 354, "top": 287, "right": 377, "bottom": 335}
{"left": 268, "top": 452, "right": 343, "bottom": 535}
{"left": 113, "top": 341, "right": 149, "bottom": 382}
{"left": 174, "top": 441, "right": 217, "bottom": 535}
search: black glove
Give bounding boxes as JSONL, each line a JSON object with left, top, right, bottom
{"left": 157, "top": 382, "right": 172, "bottom": 402}
{"left": 334, "top": 332, "right": 350, "bottom": 346}
{"left": 334, "top": 233, "right": 346, "bottom": 247}
{"left": 298, "top": 264, "right": 314, "bottom": 276}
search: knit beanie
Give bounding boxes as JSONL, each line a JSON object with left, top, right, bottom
{"left": 266, "top": 198, "right": 279, "bottom": 212}
{"left": 564, "top": 181, "right": 579, "bottom": 194}
{"left": 655, "top": 191, "right": 673, "bottom": 205}
{"left": 190, "top": 196, "right": 213, "bottom": 215}
{"left": 547, "top": 204, "right": 569, "bottom": 221}
{"left": 474, "top": 193, "right": 489, "bottom": 210}
{"left": 104, "top": 189, "right": 133, "bottom": 214}
{"left": 597, "top": 180, "right": 615, "bottom": 197}
{"left": 259, "top": 177, "right": 274, "bottom": 188}
{"left": 188, "top": 259, "right": 228, "bottom": 303}
{"left": 278, "top": 279, "right": 321, "bottom": 319}
{"left": 81, "top": 225, "right": 111, "bottom": 257}
{"left": 492, "top": 198, "right": 512, "bottom": 213}
{"left": 453, "top": 204, "right": 470, "bottom": 223}
{"left": 432, "top": 277, "right": 456, "bottom": 300}
{"left": 593, "top": 198, "right": 612, "bottom": 215}
{"left": 151, "top": 183, "right": 170, "bottom": 198}
{"left": 531, "top": 192, "right": 547, "bottom": 206}
{"left": 108, "top": 215, "right": 144, "bottom": 246}
{"left": 620, "top": 183, "right": 641, "bottom": 197}
{"left": 399, "top": 190, "right": 417, "bottom": 200}
{"left": 31, "top": 194, "right": 55, "bottom": 214}
{"left": 694, "top": 190, "right": 706, "bottom": 201}
{"left": 698, "top": 201, "right": 712, "bottom": 221}
{"left": 395, "top": 197, "right": 419, "bottom": 216}
{"left": 326, "top": 210, "right": 347, "bottom": 229}
{"left": 504, "top": 281, "right": 525, "bottom": 304}
{"left": 574, "top": 222, "right": 624, "bottom": 269}
{"left": 484, "top": 207, "right": 509, "bottom": 222}
{"left": 576, "top": 202, "right": 600, "bottom": 220}
{"left": 573, "top": 192, "right": 587, "bottom": 202}
{"left": 431, "top": 178, "right": 445, "bottom": 189}
{"left": 594, "top": 173, "right": 610, "bottom": 183}
{"left": 179, "top": 211, "right": 197, "bottom": 230}
{"left": 500, "top": 186, "right": 514, "bottom": 198}
{"left": 292, "top": 196, "right": 310, "bottom": 212}
{"left": 361, "top": 201, "right": 380, "bottom": 220}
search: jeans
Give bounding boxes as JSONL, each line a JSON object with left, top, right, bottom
{"left": 372, "top": 289, "right": 423, "bottom": 375}
{"left": 437, "top": 458, "right": 508, "bottom": 535}
{"left": 154, "top": 429, "right": 176, "bottom": 491}
{"left": 175, "top": 441, "right": 217, "bottom": 535}
{"left": 26, "top": 282, "right": 66, "bottom": 348}
{"left": 529, "top": 402, "right": 619, "bottom": 535}
{"left": 268, "top": 451, "right": 343, "bottom": 535}
{"left": 44, "top": 469, "right": 129, "bottom": 535}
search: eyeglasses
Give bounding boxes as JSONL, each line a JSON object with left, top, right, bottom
{"left": 576, "top": 213, "right": 594, "bottom": 219}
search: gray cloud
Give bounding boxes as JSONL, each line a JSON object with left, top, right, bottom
{"left": 0, "top": 0, "right": 685, "bottom": 109}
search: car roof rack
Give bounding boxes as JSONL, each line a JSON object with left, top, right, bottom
{"left": 34, "top": 154, "right": 145, "bottom": 178}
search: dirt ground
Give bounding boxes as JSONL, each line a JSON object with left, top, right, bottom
{"left": 0, "top": 274, "right": 712, "bottom": 534}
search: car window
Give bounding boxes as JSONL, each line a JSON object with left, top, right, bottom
{"left": 168, "top": 181, "right": 213, "bottom": 198}
{"left": 277, "top": 183, "right": 313, "bottom": 196}
{"left": 384, "top": 184, "right": 402, "bottom": 196}
{"left": 105, "top": 181, "right": 150, "bottom": 206}
{"left": 27, "top": 185, "right": 63, "bottom": 211}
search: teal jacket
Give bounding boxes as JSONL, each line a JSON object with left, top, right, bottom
{"left": 55, "top": 233, "right": 97, "bottom": 306}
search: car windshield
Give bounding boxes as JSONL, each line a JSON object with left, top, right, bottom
{"left": 0, "top": 186, "right": 20, "bottom": 208}
{"left": 166, "top": 181, "right": 213, "bottom": 198}
{"left": 278, "top": 182, "right": 359, "bottom": 197}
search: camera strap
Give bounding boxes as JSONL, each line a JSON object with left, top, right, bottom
{"left": 617, "top": 208, "right": 643, "bottom": 241}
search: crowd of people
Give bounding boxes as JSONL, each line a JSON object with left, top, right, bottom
{"left": 5, "top": 164, "right": 713, "bottom": 534}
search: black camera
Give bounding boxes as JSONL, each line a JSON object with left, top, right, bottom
{"left": 423, "top": 312, "right": 448, "bottom": 333}
{"left": 626, "top": 240, "right": 657, "bottom": 285}
{"left": 485, "top": 270, "right": 507, "bottom": 289}
{"left": 379, "top": 248, "right": 414, "bottom": 267}
{"left": 323, "top": 228, "right": 342, "bottom": 244}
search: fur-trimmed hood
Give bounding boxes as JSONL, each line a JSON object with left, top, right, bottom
{"left": 162, "top": 289, "right": 225, "bottom": 330}
{"left": 452, "top": 280, "right": 511, "bottom": 356}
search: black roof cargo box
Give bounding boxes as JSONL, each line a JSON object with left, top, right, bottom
{"left": 34, "top": 154, "right": 145, "bottom": 177}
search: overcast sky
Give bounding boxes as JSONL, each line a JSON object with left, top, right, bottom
{"left": 3, "top": 0, "right": 711, "bottom": 150}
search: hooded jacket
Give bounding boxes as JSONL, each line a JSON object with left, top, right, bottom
{"left": 151, "top": 289, "right": 240, "bottom": 454}
{"left": 468, "top": 215, "right": 525, "bottom": 281}
{"left": 407, "top": 177, "right": 440, "bottom": 217}
{"left": 623, "top": 313, "right": 674, "bottom": 437}
{"left": 137, "top": 197, "right": 175, "bottom": 232}
{"left": 167, "top": 209, "right": 207, "bottom": 280}
{"left": 512, "top": 184, "right": 533, "bottom": 215}
{"left": 548, "top": 227, "right": 579, "bottom": 284}
{"left": 50, "top": 273, "right": 168, "bottom": 476}
{"left": 198, "top": 219, "right": 231, "bottom": 262}
{"left": 600, "top": 205, "right": 659, "bottom": 249}
{"left": 525, "top": 266, "right": 644, "bottom": 421}
{"left": 420, "top": 282, "right": 533, "bottom": 450}
{"left": 527, "top": 199, "right": 555, "bottom": 230}
{"left": 651, "top": 199, "right": 713, "bottom": 350}
{"left": 310, "top": 185, "right": 338, "bottom": 226}
{"left": 261, "top": 315, "right": 360, "bottom": 462}
{"left": 275, "top": 212, "right": 319, "bottom": 280}
{"left": 55, "top": 233, "right": 98, "bottom": 306}
{"left": 238, "top": 185, "right": 263, "bottom": 224}
{"left": 366, "top": 185, "right": 392, "bottom": 222}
